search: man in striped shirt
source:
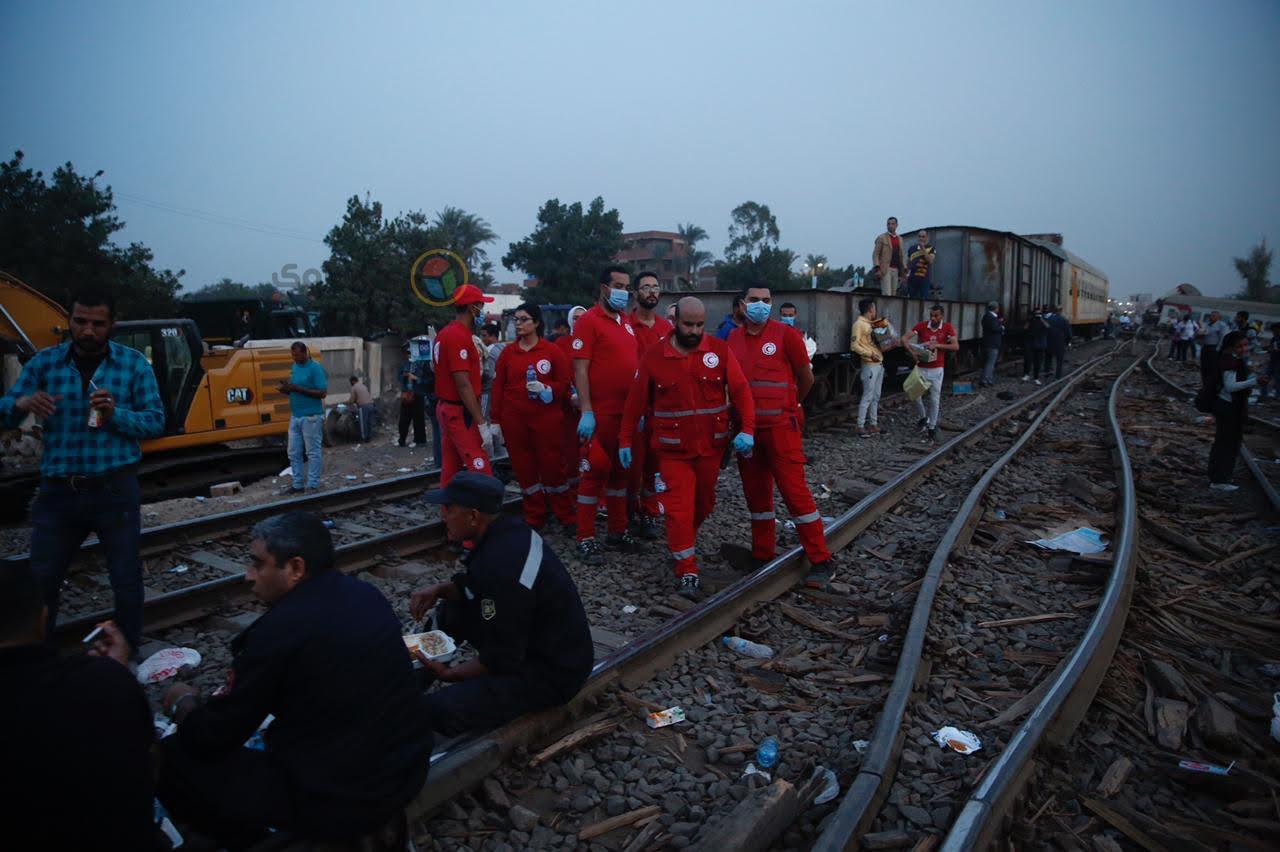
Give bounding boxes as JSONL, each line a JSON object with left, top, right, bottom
{"left": 0, "top": 288, "right": 164, "bottom": 653}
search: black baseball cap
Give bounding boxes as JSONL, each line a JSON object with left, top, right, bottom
{"left": 423, "top": 472, "right": 504, "bottom": 513}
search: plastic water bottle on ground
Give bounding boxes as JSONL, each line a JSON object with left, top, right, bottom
{"left": 756, "top": 736, "right": 780, "bottom": 769}
{"left": 723, "top": 636, "right": 774, "bottom": 659}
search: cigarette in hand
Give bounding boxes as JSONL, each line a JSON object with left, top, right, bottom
{"left": 82, "top": 625, "right": 104, "bottom": 644}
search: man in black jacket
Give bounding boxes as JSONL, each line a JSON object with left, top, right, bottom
{"left": 0, "top": 564, "right": 157, "bottom": 851}
{"left": 157, "top": 511, "right": 433, "bottom": 847}
{"left": 409, "top": 472, "right": 594, "bottom": 735}
{"left": 1044, "top": 306, "right": 1073, "bottom": 379}
{"left": 980, "top": 301, "right": 1004, "bottom": 386}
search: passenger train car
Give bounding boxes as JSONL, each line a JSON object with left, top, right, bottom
{"left": 673, "top": 225, "right": 1109, "bottom": 408}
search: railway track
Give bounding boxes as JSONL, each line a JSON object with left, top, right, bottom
{"left": 36, "top": 458, "right": 517, "bottom": 642}
{"left": 404, "top": 342, "right": 1135, "bottom": 850}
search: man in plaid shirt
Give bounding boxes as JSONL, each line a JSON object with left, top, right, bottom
{"left": 0, "top": 288, "right": 163, "bottom": 653}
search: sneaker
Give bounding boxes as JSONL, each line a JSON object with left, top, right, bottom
{"left": 719, "top": 542, "right": 768, "bottom": 572}
{"left": 1209, "top": 483, "right": 1240, "bottom": 492}
{"left": 606, "top": 531, "right": 642, "bottom": 551}
{"left": 634, "top": 514, "right": 663, "bottom": 541}
{"left": 678, "top": 573, "right": 702, "bottom": 601}
{"left": 277, "top": 484, "right": 303, "bottom": 496}
{"left": 804, "top": 563, "right": 834, "bottom": 590}
{"left": 1034, "top": 379, "right": 1042, "bottom": 386}
{"left": 868, "top": 425, "right": 881, "bottom": 435}
{"left": 924, "top": 427, "right": 937, "bottom": 442}
{"left": 916, "top": 417, "right": 928, "bottom": 429}
{"left": 1021, "top": 374, "right": 1030, "bottom": 382}
{"left": 857, "top": 427, "right": 870, "bottom": 439}
{"left": 576, "top": 538, "right": 605, "bottom": 565}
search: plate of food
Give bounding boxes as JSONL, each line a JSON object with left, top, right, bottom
{"left": 403, "top": 630, "right": 456, "bottom": 662}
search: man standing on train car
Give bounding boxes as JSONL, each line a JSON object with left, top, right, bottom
{"left": 873, "top": 217, "right": 908, "bottom": 297}
{"left": 905, "top": 230, "right": 935, "bottom": 300}
{"left": 727, "top": 286, "right": 834, "bottom": 587}
{"left": 433, "top": 285, "right": 496, "bottom": 485}
{"left": 0, "top": 288, "right": 164, "bottom": 655}
{"left": 619, "top": 297, "right": 756, "bottom": 599}
{"left": 628, "top": 272, "right": 673, "bottom": 539}
{"left": 573, "top": 267, "right": 642, "bottom": 565}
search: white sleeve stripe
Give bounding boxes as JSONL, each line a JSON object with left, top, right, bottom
{"left": 518, "top": 531, "right": 544, "bottom": 590}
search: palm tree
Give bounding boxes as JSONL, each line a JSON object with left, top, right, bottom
{"left": 677, "top": 223, "right": 709, "bottom": 283}
{"left": 688, "top": 249, "right": 714, "bottom": 289}
{"left": 433, "top": 206, "right": 497, "bottom": 267}
{"left": 803, "top": 253, "right": 828, "bottom": 272}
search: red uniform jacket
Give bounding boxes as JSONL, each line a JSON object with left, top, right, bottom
{"left": 433, "top": 320, "right": 481, "bottom": 403}
{"left": 570, "top": 305, "right": 639, "bottom": 417}
{"left": 628, "top": 310, "right": 673, "bottom": 357}
{"left": 620, "top": 335, "right": 755, "bottom": 459}
{"left": 489, "top": 337, "right": 572, "bottom": 423}
{"left": 727, "top": 320, "right": 808, "bottom": 429}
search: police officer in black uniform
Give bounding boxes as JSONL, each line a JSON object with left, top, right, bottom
{"left": 410, "top": 473, "right": 594, "bottom": 735}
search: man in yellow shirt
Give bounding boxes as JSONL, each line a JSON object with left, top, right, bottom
{"left": 850, "top": 298, "right": 898, "bottom": 438}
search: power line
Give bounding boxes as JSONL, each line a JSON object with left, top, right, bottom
{"left": 115, "top": 192, "right": 325, "bottom": 244}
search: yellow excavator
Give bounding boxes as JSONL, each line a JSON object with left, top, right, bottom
{"left": 1, "top": 271, "right": 308, "bottom": 452}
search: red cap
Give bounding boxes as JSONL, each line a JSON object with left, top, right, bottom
{"left": 452, "top": 284, "right": 495, "bottom": 306}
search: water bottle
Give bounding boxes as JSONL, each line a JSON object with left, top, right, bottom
{"left": 526, "top": 365, "right": 537, "bottom": 400}
{"left": 723, "top": 636, "right": 774, "bottom": 659}
{"left": 756, "top": 736, "right": 779, "bottom": 769}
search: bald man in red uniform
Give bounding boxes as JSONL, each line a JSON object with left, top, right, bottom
{"left": 433, "top": 285, "right": 495, "bottom": 485}
{"left": 728, "top": 285, "right": 834, "bottom": 588}
{"left": 627, "top": 272, "right": 673, "bottom": 539}
{"left": 620, "top": 296, "right": 755, "bottom": 600}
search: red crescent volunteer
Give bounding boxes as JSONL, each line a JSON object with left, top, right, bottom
{"left": 433, "top": 285, "right": 495, "bottom": 485}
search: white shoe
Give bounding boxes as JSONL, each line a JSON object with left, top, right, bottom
{"left": 1034, "top": 379, "right": 1042, "bottom": 386}
{"left": 1022, "top": 374, "right": 1030, "bottom": 382}
{"left": 1209, "top": 483, "right": 1239, "bottom": 492}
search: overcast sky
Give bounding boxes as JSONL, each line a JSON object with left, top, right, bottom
{"left": 3, "top": 0, "right": 1277, "bottom": 300}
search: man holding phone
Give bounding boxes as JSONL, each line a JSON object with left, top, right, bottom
{"left": 0, "top": 288, "right": 164, "bottom": 655}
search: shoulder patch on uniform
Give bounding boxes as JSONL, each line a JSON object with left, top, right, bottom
{"left": 579, "top": 457, "right": 590, "bottom": 472}
{"left": 762, "top": 342, "right": 777, "bottom": 356}
{"left": 459, "top": 348, "right": 469, "bottom": 360}
{"left": 703, "top": 352, "right": 720, "bottom": 368}
{"left": 472, "top": 457, "right": 485, "bottom": 470}
{"left": 481, "top": 598, "right": 496, "bottom": 620}
{"left": 572, "top": 338, "right": 584, "bottom": 350}
{"left": 536, "top": 358, "right": 551, "bottom": 375}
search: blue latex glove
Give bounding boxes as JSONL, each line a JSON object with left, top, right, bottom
{"left": 538, "top": 388, "right": 553, "bottom": 404}
{"left": 733, "top": 432, "right": 754, "bottom": 454}
{"left": 618, "top": 447, "right": 633, "bottom": 469}
{"left": 577, "top": 410, "right": 596, "bottom": 441}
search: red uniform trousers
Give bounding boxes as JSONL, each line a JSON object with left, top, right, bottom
{"left": 437, "top": 401, "right": 493, "bottom": 485}
{"left": 576, "top": 413, "right": 629, "bottom": 540}
{"left": 658, "top": 452, "right": 722, "bottom": 577}
{"left": 500, "top": 408, "right": 575, "bottom": 528}
{"left": 628, "top": 421, "right": 662, "bottom": 519}
{"left": 736, "top": 421, "right": 831, "bottom": 565}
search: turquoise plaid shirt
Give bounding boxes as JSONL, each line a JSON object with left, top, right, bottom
{"left": 0, "top": 340, "right": 165, "bottom": 476}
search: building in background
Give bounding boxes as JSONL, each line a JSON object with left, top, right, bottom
{"left": 615, "top": 231, "right": 690, "bottom": 291}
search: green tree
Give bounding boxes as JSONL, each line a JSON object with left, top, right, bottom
{"left": 503, "top": 197, "right": 624, "bottom": 305}
{"left": 718, "top": 246, "right": 798, "bottom": 291}
{"left": 1233, "top": 239, "right": 1273, "bottom": 301}
{"left": 0, "top": 150, "right": 183, "bottom": 318}
{"left": 724, "top": 202, "right": 780, "bottom": 263}
{"left": 433, "top": 206, "right": 497, "bottom": 267}
{"left": 312, "top": 195, "right": 449, "bottom": 337}
{"left": 183, "top": 279, "right": 282, "bottom": 301}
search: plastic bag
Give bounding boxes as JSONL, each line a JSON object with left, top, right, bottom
{"left": 903, "top": 366, "right": 931, "bottom": 401}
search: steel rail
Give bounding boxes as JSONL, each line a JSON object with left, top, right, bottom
{"left": 51, "top": 493, "right": 524, "bottom": 641}
{"left": 5, "top": 454, "right": 509, "bottom": 572}
{"left": 937, "top": 348, "right": 1142, "bottom": 850}
{"left": 811, "top": 342, "right": 1137, "bottom": 851}
{"left": 405, "top": 344, "right": 1127, "bottom": 823}
{"left": 1144, "top": 351, "right": 1280, "bottom": 512}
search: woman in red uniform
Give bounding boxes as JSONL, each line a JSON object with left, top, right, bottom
{"left": 491, "top": 303, "right": 576, "bottom": 530}
{"left": 555, "top": 306, "right": 588, "bottom": 492}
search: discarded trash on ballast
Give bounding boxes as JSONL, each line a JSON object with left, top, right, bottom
{"left": 621, "top": 605, "right": 638, "bottom": 614}
{"left": 932, "top": 726, "right": 981, "bottom": 754}
{"left": 168, "top": 564, "right": 189, "bottom": 575}
{"left": 852, "top": 739, "right": 870, "bottom": 754}
{"left": 742, "top": 762, "right": 771, "bottom": 783}
{"left": 1026, "top": 527, "right": 1108, "bottom": 554}
{"left": 1177, "top": 759, "right": 1234, "bottom": 776}
{"left": 396, "top": 467, "right": 413, "bottom": 473}
{"left": 137, "top": 648, "right": 202, "bottom": 685}
{"left": 811, "top": 767, "right": 840, "bottom": 804}
{"left": 723, "top": 636, "right": 774, "bottom": 658}
{"left": 645, "top": 706, "right": 686, "bottom": 729}
{"left": 279, "top": 466, "right": 292, "bottom": 477}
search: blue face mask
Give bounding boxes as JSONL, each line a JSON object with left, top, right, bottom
{"left": 780, "top": 316, "right": 795, "bottom": 327}
{"left": 745, "top": 302, "right": 772, "bottom": 325}
{"left": 607, "top": 288, "right": 630, "bottom": 312}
